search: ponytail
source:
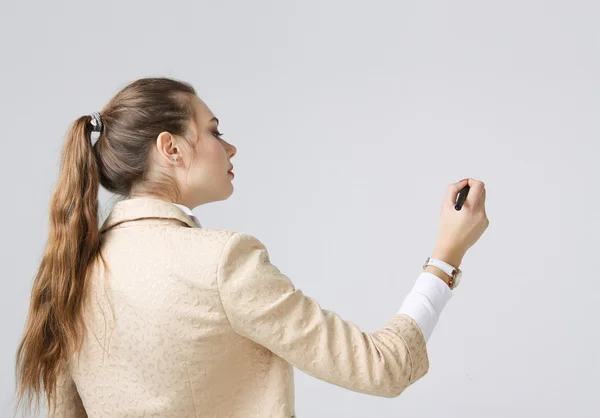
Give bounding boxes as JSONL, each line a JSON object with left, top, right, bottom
{"left": 14, "top": 114, "right": 102, "bottom": 415}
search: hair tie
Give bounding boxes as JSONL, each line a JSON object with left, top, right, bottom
{"left": 88, "top": 112, "right": 103, "bottom": 133}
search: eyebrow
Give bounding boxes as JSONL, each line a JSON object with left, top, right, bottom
{"left": 209, "top": 117, "right": 219, "bottom": 125}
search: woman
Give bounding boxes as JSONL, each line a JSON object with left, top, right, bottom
{"left": 14, "top": 77, "right": 489, "bottom": 417}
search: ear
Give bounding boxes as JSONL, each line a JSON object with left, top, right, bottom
{"left": 155, "top": 131, "right": 179, "bottom": 162}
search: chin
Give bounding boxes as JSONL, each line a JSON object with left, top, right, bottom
{"left": 214, "top": 185, "right": 234, "bottom": 202}
{"left": 224, "top": 185, "right": 234, "bottom": 199}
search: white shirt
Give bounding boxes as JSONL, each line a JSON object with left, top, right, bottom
{"left": 170, "top": 202, "right": 452, "bottom": 344}
{"left": 171, "top": 203, "right": 202, "bottom": 228}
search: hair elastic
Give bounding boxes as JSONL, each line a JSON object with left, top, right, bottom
{"left": 88, "top": 112, "right": 103, "bottom": 133}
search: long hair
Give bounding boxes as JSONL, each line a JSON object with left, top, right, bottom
{"left": 14, "top": 77, "right": 198, "bottom": 415}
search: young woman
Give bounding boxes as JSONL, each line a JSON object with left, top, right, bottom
{"left": 14, "top": 77, "right": 489, "bottom": 417}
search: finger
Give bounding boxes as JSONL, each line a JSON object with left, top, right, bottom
{"left": 478, "top": 187, "right": 486, "bottom": 207}
{"left": 466, "top": 180, "right": 485, "bottom": 207}
{"left": 446, "top": 179, "right": 469, "bottom": 206}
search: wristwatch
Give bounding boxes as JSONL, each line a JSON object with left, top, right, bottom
{"left": 423, "top": 257, "right": 462, "bottom": 290}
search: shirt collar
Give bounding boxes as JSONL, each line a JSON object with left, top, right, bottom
{"left": 171, "top": 203, "right": 202, "bottom": 228}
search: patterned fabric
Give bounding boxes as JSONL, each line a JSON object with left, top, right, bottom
{"left": 50, "top": 197, "right": 430, "bottom": 417}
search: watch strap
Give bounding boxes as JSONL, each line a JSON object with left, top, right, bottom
{"left": 423, "top": 257, "right": 462, "bottom": 290}
{"left": 423, "top": 257, "right": 458, "bottom": 277}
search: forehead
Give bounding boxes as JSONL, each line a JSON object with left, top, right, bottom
{"left": 192, "top": 96, "right": 216, "bottom": 125}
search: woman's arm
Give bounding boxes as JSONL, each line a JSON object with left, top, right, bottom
{"left": 216, "top": 232, "right": 429, "bottom": 398}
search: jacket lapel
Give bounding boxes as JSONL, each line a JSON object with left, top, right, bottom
{"left": 100, "top": 197, "right": 198, "bottom": 232}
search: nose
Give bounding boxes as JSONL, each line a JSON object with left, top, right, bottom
{"left": 226, "top": 141, "right": 237, "bottom": 159}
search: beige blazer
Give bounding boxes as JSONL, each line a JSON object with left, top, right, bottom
{"left": 51, "top": 197, "right": 430, "bottom": 417}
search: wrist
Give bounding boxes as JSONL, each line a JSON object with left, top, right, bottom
{"left": 424, "top": 265, "right": 453, "bottom": 289}
{"left": 431, "top": 246, "right": 464, "bottom": 268}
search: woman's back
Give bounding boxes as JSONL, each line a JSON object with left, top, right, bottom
{"left": 71, "top": 197, "right": 295, "bottom": 417}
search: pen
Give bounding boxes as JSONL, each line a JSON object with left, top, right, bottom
{"left": 455, "top": 185, "right": 470, "bottom": 211}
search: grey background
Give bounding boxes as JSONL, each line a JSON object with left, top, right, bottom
{"left": 1, "top": 0, "right": 598, "bottom": 417}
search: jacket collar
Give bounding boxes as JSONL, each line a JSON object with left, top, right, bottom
{"left": 101, "top": 197, "right": 199, "bottom": 232}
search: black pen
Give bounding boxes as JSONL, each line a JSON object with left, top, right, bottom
{"left": 455, "top": 185, "right": 470, "bottom": 211}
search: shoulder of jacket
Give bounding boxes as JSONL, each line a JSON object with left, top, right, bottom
{"left": 195, "top": 229, "right": 263, "bottom": 248}
{"left": 207, "top": 231, "right": 270, "bottom": 258}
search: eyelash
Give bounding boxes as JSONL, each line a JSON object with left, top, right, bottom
{"left": 213, "top": 131, "right": 224, "bottom": 139}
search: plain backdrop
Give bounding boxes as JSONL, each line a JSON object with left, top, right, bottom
{"left": 1, "top": 1, "right": 598, "bottom": 417}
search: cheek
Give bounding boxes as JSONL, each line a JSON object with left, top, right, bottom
{"left": 189, "top": 141, "right": 227, "bottom": 176}
{"left": 208, "top": 143, "right": 228, "bottom": 166}
{"left": 191, "top": 149, "right": 225, "bottom": 177}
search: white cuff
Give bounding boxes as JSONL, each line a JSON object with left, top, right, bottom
{"left": 397, "top": 272, "right": 454, "bottom": 342}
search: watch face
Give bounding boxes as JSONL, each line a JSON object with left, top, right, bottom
{"left": 455, "top": 270, "right": 462, "bottom": 287}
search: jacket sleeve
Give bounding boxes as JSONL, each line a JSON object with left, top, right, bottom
{"left": 216, "top": 232, "right": 430, "bottom": 398}
{"left": 47, "top": 371, "right": 87, "bottom": 417}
